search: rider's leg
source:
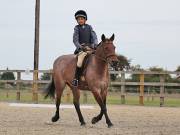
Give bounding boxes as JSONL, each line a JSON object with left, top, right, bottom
{"left": 72, "top": 51, "right": 87, "bottom": 86}
{"left": 72, "top": 67, "right": 81, "bottom": 86}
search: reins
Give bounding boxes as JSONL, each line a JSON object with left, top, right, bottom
{"left": 92, "top": 42, "right": 116, "bottom": 63}
{"left": 93, "top": 53, "right": 107, "bottom": 62}
{"left": 92, "top": 43, "right": 108, "bottom": 62}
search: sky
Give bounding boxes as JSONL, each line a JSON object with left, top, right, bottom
{"left": 0, "top": 0, "right": 180, "bottom": 71}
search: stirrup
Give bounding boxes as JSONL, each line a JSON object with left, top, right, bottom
{"left": 72, "top": 79, "right": 78, "bottom": 87}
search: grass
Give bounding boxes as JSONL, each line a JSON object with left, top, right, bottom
{"left": 0, "top": 89, "right": 180, "bottom": 107}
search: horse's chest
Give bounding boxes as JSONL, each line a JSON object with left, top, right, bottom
{"left": 98, "top": 81, "right": 109, "bottom": 90}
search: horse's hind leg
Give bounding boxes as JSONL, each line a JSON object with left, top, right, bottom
{"left": 91, "top": 89, "right": 113, "bottom": 128}
{"left": 72, "top": 88, "right": 86, "bottom": 126}
{"left": 52, "top": 97, "right": 61, "bottom": 122}
{"left": 52, "top": 79, "right": 65, "bottom": 122}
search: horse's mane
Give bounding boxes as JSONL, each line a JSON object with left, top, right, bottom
{"left": 96, "top": 41, "right": 102, "bottom": 49}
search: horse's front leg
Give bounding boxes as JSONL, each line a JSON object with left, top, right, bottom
{"left": 91, "top": 89, "right": 107, "bottom": 124}
{"left": 101, "top": 90, "right": 113, "bottom": 128}
{"left": 72, "top": 88, "right": 86, "bottom": 126}
{"left": 91, "top": 88, "right": 113, "bottom": 128}
{"left": 91, "top": 109, "right": 103, "bottom": 124}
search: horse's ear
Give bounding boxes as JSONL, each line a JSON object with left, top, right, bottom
{"left": 110, "top": 34, "right": 115, "bottom": 41}
{"left": 101, "top": 34, "right": 106, "bottom": 42}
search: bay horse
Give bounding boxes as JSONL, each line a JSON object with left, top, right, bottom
{"left": 44, "top": 34, "right": 118, "bottom": 128}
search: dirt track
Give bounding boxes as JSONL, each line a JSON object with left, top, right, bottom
{"left": 0, "top": 103, "right": 180, "bottom": 135}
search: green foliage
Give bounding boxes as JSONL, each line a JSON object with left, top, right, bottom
{"left": 110, "top": 74, "right": 117, "bottom": 81}
{"left": 116, "top": 54, "right": 131, "bottom": 71}
{"left": 110, "top": 54, "right": 130, "bottom": 81}
{"left": 148, "top": 66, "right": 172, "bottom": 82}
{"left": 175, "top": 66, "right": 180, "bottom": 84}
{"left": 0, "top": 70, "right": 15, "bottom": 86}
{"left": 130, "top": 65, "right": 144, "bottom": 82}
{"left": 130, "top": 64, "right": 143, "bottom": 71}
{"left": 40, "top": 73, "right": 51, "bottom": 80}
{"left": 145, "top": 67, "right": 164, "bottom": 82}
{"left": 130, "top": 66, "right": 173, "bottom": 82}
{"left": 1, "top": 71, "right": 15, "bottom": 80}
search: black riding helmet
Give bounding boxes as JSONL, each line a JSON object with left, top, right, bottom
{"left": 75, "top": 10, "right": 87, "bottom": 20}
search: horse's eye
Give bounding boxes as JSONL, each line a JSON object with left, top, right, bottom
{"left": 104, "top": 47, "right": 108, "bottom": 50}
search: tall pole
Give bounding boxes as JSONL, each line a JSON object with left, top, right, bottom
{"left": 33, "top": 0, "right": 40, "bottom": 103}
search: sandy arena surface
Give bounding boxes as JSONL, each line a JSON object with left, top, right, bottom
{"left": 0, "top": 102, "right": 180, "bottom": 135}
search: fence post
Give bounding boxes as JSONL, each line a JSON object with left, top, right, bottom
{"left": 160, "top": 74, "right": 165, "bottom": 107}
{"left": 32, "top": 70, "right": 38, "bottom": 103}
{"left": 139, "top": 73, "right": 144, "bottom": 105}
{"left": 121, "top": 72, "right": 126, "bottom": 104}
{"left": 16, "top": 71, "right": 21, "bottom": 101}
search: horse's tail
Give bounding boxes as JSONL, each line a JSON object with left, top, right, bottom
{"left": 44, "top": 78, "right": 55, "bottom": 99}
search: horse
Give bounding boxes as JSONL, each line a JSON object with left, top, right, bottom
{"left": 44, "top": 34, "right": 118, "bottom": 128}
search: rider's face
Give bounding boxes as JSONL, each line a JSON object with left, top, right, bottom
{"left": 77, "top": 17, "right": 86, "bottom": 25}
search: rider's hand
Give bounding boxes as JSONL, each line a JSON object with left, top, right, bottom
{"left": 81, "top": 43, "right": 86, "bottom": 47}
{"left": 90, "top": 44, "right": 98, "bottom": 49}
{"left": 84, "top": 46, "right": 91, "bottom": 51}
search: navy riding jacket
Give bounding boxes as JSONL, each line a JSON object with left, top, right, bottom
{"left": 73, "top": 24, "right": 98, "bottom": 53}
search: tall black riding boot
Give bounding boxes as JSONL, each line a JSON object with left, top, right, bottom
{"left": 72, "top": 67, "right": 81, "bottom": 87}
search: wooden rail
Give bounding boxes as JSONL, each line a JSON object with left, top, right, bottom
{"left": 0, "top": 70, "right": 52, "bottom": 103}
{"left": 109, "top": 71, "right": 180, "bottom": 107}
{"left": 0, "top": 70, "right": 180, "bottom": 106}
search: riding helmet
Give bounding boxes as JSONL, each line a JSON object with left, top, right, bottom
{"left": 75, "top": 10, "right": 87, "bottom": 20}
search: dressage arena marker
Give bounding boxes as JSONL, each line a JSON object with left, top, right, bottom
{"left": 9, "top": 103, "right": 94, "bottom": 109}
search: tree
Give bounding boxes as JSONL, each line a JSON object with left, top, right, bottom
{"left": 40, "top": 73, "right": 51, "bottom": 80}
{"left": 129, "top": 65, "right": 144, "bottom": 82}
{"left": 116, "top": 54, "right": 131, "bottom": 71}
{"left": 1, "top": 68, "right": 15, "bottom": 86}
{"left": 1, "top": 71, "right": 15, "bottom": 80}
{"left": 175, "top": 66, "right": 180, "bottom": 79}
{"left": 110, "top": 54, "right": 130, "bottom": 81}
{"left": 147, "top": 66, "right": 171, "bottom": 82}
{"left": 130, "top": 64, "right": 143, "bottom": 71}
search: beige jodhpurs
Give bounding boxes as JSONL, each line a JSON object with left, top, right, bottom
{"left": 77, "top": 51, "right": 88, "bottom": 67}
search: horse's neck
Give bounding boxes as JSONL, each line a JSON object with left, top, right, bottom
{"left": 89, "top": 54, "right": 108, "bottom": 77}
{"left": 92, "top": 46, "right": 108, "bottom": 75}
{"left": 95, "top": 45, "right": 106, "bottom": 60}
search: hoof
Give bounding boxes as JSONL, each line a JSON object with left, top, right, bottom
{"left": 45, "top": 121, "right": 54, "bottom": 125}
{"left": 108, "top": 123, "right": 113, "bottom": 128}
{"left": 51, "top": 115, "right": 59, "bottom": 122}
{"left": 81, "top": 122, "right": 86, "bottom": 126}
{"left": 91, "top": 117, "right": 99, "bottom": 124}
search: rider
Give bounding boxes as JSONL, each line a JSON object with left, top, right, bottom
{"left": 72, "top": 10, "right": 98, "bottom": 87}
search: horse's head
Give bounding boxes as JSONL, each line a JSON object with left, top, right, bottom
{"left": 96, "top": 34, "right": 118, "bottom": 68}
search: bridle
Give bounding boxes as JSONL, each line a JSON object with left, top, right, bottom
{"left": 93, "top": 42, "right": 116, "bottom": 63}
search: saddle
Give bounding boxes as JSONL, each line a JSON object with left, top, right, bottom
{"left": 74, "top": 45, "right": 95, "bottom": 84}
{"left": 78, "top": 53, "right": 91, "bottom": 81}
